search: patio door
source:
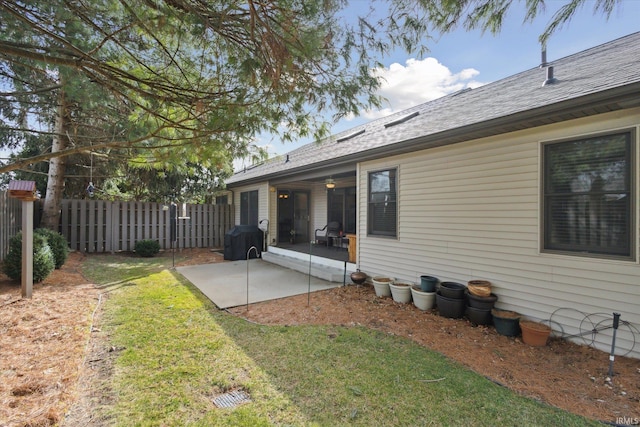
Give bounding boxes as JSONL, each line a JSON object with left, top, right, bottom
{"left": 277, "top": 190, "right": 309, "bottom": 244}
{"left": 293, "top": 191, "right": 310, "bottom": 243}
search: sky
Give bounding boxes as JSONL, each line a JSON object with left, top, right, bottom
{"left": 247, "top": 0, "right": 640, "bottom": 166}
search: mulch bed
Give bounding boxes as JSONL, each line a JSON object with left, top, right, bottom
{"left": 1, "top": 252, "right": 98, "bottom": 427}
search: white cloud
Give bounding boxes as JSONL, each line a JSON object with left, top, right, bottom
{"left": 362, "top": 57, "right": 484, "bottom": 119}
{"left": 238, "top": 57, "right": 486, "bottom": 160}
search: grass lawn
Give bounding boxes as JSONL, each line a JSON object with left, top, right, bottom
{"left": 83, "top": 254, "right": 598, "bottom": 426}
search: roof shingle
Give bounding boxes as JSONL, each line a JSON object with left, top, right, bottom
{"left": 229, "top": 32, "right": 640, "bottom": 185}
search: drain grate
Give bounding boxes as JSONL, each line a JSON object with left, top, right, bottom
{"left": 213, "top": 389, "right": 251, "bottom": 408}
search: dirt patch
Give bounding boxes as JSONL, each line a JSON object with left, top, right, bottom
{"left": 1, "top": 248, "right": 638, "bottom": 426}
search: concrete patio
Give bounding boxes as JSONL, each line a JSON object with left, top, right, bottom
{"left": 176, "top": 258, "right": 341, "bottom": 309}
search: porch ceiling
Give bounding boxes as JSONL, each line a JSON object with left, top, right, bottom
{"left": 269, "top": 166, "right": 356, "bottom": 186}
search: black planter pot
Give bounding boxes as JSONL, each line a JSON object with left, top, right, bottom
{"left": 466, "top": 291, "right": 498, "bottom": 310}
{"left": 420, "top": 275, "right": 439, "bottom": 292}
{"left": 439, "top": 282, "right": 466, "bottom": 299}
{"left": 436, "top": 291, "right": 466, "bottom": 319}
{"left": 466, "top": 305, "right": 493, "bottom": 326}
{"left": 491, "top": 309, "right": 521, "bottom": 337}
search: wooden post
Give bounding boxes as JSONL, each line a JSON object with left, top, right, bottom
{"left": 346, "top": 234, "right": 357, "bottom": 263}
{"left": 21, "top": 201, "right": 34, "bottom": 298}
{"left": 7, "top": 180, "right": 38, "bottom": 299}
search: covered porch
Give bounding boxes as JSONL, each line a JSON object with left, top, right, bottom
{"left": 230, "top": 161, "right": 359, "bottom": 270}
{"left": 269, "top": 169, "right": 357, "bottom": 252}
{"left": 264, "top": 166, "right": 358, "bottom": 280}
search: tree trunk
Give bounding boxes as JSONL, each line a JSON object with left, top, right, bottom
{"left": 40, "top": 89, "right": 69, "bottom": 230}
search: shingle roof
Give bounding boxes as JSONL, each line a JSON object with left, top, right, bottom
{"left": 228, "top": 32, "right": 640, "bottom": 185}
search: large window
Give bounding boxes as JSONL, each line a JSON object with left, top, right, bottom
{"left": 368, "top": 168, "right": 397, "bottom": 237}
{"left": 542, "top": 131, "right": 634, "bottom": 259}
{"left": 240, "top": 190, "right": 258, "bottom": 226}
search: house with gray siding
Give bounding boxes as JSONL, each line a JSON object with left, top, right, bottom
{"left": 226, "top": 32, "right": 640, "bottom": 358}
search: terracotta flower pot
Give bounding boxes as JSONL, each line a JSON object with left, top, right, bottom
{"left": 520, "top": 320, "right": 552, "bottom": 346}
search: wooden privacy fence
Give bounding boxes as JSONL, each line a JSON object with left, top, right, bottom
{"left": 0, "top": 197, "right": 232, "bottom": 258}
{"left": 59, "top": 200, "right": 234, "bottom": 253}
{"left": 0, "top": 190, "right": 22, "bottom": 261}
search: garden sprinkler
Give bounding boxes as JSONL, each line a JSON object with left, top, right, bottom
{"left": 608, "top": 312, "right": 621, "bottom": 378}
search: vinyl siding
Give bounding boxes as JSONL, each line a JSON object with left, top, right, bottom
{"left": 359, "top": 109, "right": 640, "bottom": 358}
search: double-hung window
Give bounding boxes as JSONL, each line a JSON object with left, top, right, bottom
{"left": 240, "top": 190, "right": 258, "bottom": 226}
{"left": 368, "top": 168, "right": 397, "bottom": 237}
{"left": 542, "top": 131, "right": 634, "bottom": 259}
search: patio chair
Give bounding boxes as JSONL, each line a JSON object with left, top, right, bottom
{"left": 314, "top": 221, "right": 341, "bottom": 247}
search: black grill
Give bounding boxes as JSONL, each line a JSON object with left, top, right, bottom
{"left": 223, "top": 225, "right": 263, "bottom": 261}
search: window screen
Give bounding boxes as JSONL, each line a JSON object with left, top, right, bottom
{"left": 240, "top": 190, "right": 258, "bottom": 226}
{"left": 368, "top": 169, "right": 397, "bottom": 237}
{"left": 543, "top": 132, "right": 633, "bottom": 258}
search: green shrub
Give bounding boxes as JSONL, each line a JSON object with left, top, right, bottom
{"left": 3, "top": 231, "right": 56, "bottom": 282}
{"left": 134, "top": 239, "right": 161, "bottom": 257}
{"left": 35, "top": 228, "right": 69, "bottom": 269}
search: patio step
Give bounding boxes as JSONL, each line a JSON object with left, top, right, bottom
{"left": 262, "top": 249, "right": 356, "bottom": 283}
